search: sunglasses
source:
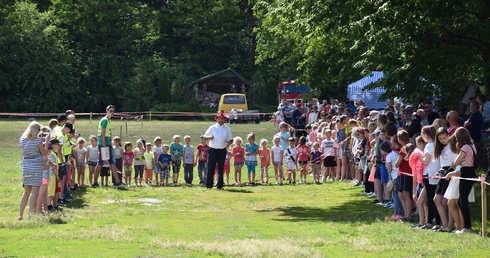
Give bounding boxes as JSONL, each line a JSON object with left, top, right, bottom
{"left": 109, "top": 110, "right": 115, "bottom": 113}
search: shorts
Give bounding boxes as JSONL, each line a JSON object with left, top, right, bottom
{"left": 58, "top": 164, "right": 66, "bottom": 177}
{"left": 55, "top": 179, "right": 62, "bottom": 193}
{"left": 379, "top": 164, "right": 389, "bottom": 184}
{"left": 98, "top": 145, "right": 116, "bottom": 165}
{"left": 311, "top": 163, "right": 321, "bottom": 174}
{"left": 323, "top": 156, "right": 336, "bottom": 167}
{"left": 286, "top": 161, "right": 296, "bottom": 171}
{"left": 337, "top": 147, "right": 344, "bottom": 159}
{"left": 435, "top": 166, "right": 453, "bottom": 195}
{"left": 416, "top": 183, "right": 424, "bottom": 197}
{"left": 298, "top": 160, "right": 308, "bottom": 165}
{"left": 224, "top": 165, "right": 230, "bottom": 174}
{"left": 48, "top": 175, "right": 56, "bottom": 197}
{"left": 162, "top": 168, "right": 170, "bottom": 178}
{"left": 88, "top": 161, "right": 97, "bottom": 167}
{"left": 134, "top": 165, "right": 144, "bottom": 179}
{"left": 273, "top": 161, "right": 282, "bottom": 165}
{"left": 101, "top": 166, "right": 110, "bottom": 177}
{"left": 398, "top": 175, "right": 412, "bottom": 192}
{"left": 124, "top": 166, "right": 132, "bottom": 173}
{"left": 245, "top": 161, "right": 257, "bottom": 166}
{"left": 172, "top": 160, "right": 181, "bottom": 173}
{"left": 153, "top": 166, "right": 161, "bottom": 174}
{"left": 42, "top": 170, "right": 50, "bottom": 181}
{"left": 234, "top": 162, "right": 243, "bottom": 167}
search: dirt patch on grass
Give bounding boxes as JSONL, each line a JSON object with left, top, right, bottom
{"left": 150, "top": 238, "right": 323, "bottom": 258}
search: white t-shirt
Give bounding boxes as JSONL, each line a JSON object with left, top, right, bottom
{"left": 321, "top": 139, "right": 336, "bottom": 157}
{"left": 271, "top": 145, "right": 283, "bottom": 162}
{"left": 440, "top": 145, "right": 457, "bottom": 167}
{"left": 386, "top": 151, "right": 399, "bottom": 179}
{"left": 87, "top": 145, "right": 99, "bottom": 162}
{"left": 285, "top": 147, "right": 298, "bottom": 163}
{"left": 424, "top": 142, "right": 439, "bottom": 185}
{"left": 205, "top": 123, "right": 233, "bottom": 149}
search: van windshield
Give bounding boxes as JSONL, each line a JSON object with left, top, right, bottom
{"left": 282, "top": 84, "right": 311, "bottom": 94}
{"left": 223, "top": 95, "right": 245, "bottom": 104}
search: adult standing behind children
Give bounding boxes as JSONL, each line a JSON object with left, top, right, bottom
{"left": 19, "top": 121, "right": 49, "bottom": 220}
{"left": 94, "top": 105, "right": 126, "bottom": 188}
{"left": 203, "top": 111, "right": 233, "bottom": 190}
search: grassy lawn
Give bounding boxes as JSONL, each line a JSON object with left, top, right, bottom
{"left": 0, "top": 119, "right": 489, "bottom": 257}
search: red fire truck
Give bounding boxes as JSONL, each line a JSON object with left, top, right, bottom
{"left": 278, "top": 79, "right": 311, "bottom": 105}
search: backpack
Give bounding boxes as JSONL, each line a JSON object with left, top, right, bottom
{"left": 470, "top": 145, "right": 480, "bottom": 168}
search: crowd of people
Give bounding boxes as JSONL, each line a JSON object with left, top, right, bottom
{"left": 271, "top": 95, "right": 487, "bottom": 234}
{"left": 18, "top": 96, "right": 488, "bottom": 234}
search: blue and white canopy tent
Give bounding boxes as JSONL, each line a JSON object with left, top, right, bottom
{"left": 346, "top": 71, "right": 387, "bottom": 110}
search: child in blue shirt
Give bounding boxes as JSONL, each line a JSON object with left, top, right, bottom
{"left": 157, "top": 145, "right": 172, "bottom": 186}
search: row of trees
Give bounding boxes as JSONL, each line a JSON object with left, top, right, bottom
{"left": 1, "top": 1, "right": 489, "bottom": 112}
{"left": 254, "top": 0, "right": 490, "bottom": 108}
{"left": 0, "top": 0, "right": 279, "bottom": 112}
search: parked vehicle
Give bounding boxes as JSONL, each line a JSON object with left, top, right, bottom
{"left": 278, "top": 79, "right": 311, "bottom": 105}
{"left": 218, "top": 93, "right": 260, "bottom": 124}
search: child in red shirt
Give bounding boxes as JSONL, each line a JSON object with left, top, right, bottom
{"left": 297, "top": 136, "right": 310, "bottom": 184}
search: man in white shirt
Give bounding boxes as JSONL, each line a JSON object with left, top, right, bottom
{"left": 203, "top": 111, "right": 233, "bottom": 189}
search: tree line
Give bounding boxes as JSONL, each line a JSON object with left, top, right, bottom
{"left": 1, "top": 1, "right": 488, "bottom": 112}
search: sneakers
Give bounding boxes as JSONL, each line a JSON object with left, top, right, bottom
{"left": 391, "top": 215, "right": 403, "bottom": 221}
{"left": 57, "top": 199, "right": 67, "bottom": 206}
{"left": 92, "top": 183, "right": 100, "bottom": 188}
{"left": 454, "top": 228, "right": 473, "bottom": 234}
{"left": 115, "top": 182, "right": 127, "bottom": 188}
{"left": 370, "top": 199, "right": 380, "bottom": 204}
{"left": 64, "top": 195, "right": 74, "bottom": 201}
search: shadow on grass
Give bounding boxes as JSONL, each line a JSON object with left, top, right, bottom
{"left": 66, "top": 186, "right": 88, "bottom": 209}
{"left": 225, "top": 188, "right": 253, "bottom": 193}
{"left": 256, "top": 199, "right": 388, "bottom": 224}
{"left": 49, "top": 216, "right": 67, "bottom": 225}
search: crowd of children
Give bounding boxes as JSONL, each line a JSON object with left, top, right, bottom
{"left": 23, "top": 99, "right": 480, "bottom": 235}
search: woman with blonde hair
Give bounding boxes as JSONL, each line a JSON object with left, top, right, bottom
{"left": 19, "top": 121, "right": 49, "bottom": 220}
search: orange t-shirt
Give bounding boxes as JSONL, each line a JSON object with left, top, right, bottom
{"left": 258, "top": 148, "right": 270, "bottom": 166}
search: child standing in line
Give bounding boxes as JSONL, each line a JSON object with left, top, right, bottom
{"left": 133, "top": 139, "right": 146, "bottom": 187}
{"left": 123, "top": 142, "right": 134, "bottom": 186}
{"left": 408, "top": 137, "right": 427, "bottom": 229}
{"left": 86, "top": 135, "right": 99, "bottom": 186}
{"left": 275, "top": 122, "right": 291, "bottom": 150}
{"left": 321, "top": 129, "right": 337, "bottom": 182}
{"left": 285, "top": 137, "right": 298, "bottom": 184}
{"left": 232, "top": 136, "right": 244, "bottom": 185}
{"left": 153, "top": 137, "right": 163, "bottom": 186}
{"left": 196, "top": 135, "right": 209, "bottom": 186}
{"left": 224, "top": 142, "right": 232, "bottom": 185}
{"left": 182, "top": 135, "right": 195, "bottom": 186}
{"left": 297, "top": 136, "right": 310, "bottom": 184}
{"left": 169, "top": 135, "right": 183, "bottom": 186}
{"left": 311, "top": 142, "right": 322, "bottom": 184}
{"left": 245, "top": 133, "right": 259, "bottom": 184}
{"left": 157, "top": 144, "right": 172, "bottom": 186}
{"left": 113, "top": 136, "right": 124, "bottom": 185}
{"left": 73, "top": 137, "right": 87, "bottom": 187}
{"left": 271, "top": 136, "right": 284, "bottom": 184}
{"left": 144, "top": 142, "right": 154, "bottom": 186}
{"left": 258, "top": 139, "right": 271, "bottom": 184}
{"left": 100, "top": 163, "right": 110, "bottom": 186}
{"left": 380, "top": 141, "right": 403, "bottom": 221}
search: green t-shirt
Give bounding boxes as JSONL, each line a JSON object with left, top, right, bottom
{"left": 97, "top": 116, "right": 112, "bottom": 145}
{"left": 169, "top": 142, "right": 183, "bottom": 160}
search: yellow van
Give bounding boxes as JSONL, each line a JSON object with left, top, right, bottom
{"left": 218, "top": 93, "right": 248, "bottom": 113}
{"left": 218, "top": 93, "right": 260, "bottom": 124}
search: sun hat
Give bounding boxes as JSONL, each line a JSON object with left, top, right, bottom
{"left": 214, "top": 110, "right": 229, "bottom": 121}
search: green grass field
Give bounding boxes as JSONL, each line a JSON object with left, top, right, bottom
{"left": 0, "top": 119, "right": 489, "bottom": 257}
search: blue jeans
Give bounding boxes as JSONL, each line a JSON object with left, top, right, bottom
{"left": 392, "top": 189, "right": 404, "bottom": 216}
{"left": 198, "top": 161, "right": 207, "bottom": 184}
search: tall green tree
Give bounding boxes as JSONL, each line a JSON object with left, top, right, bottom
{"left": 254, "top": 0, "right": 490, "bottom": 107}
{"left": 0, "top": 1, "right": 77, "bottom": 112}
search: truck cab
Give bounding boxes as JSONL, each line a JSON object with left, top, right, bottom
{"left": 278, "top": 79, "right": 311, "bottom": 106}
